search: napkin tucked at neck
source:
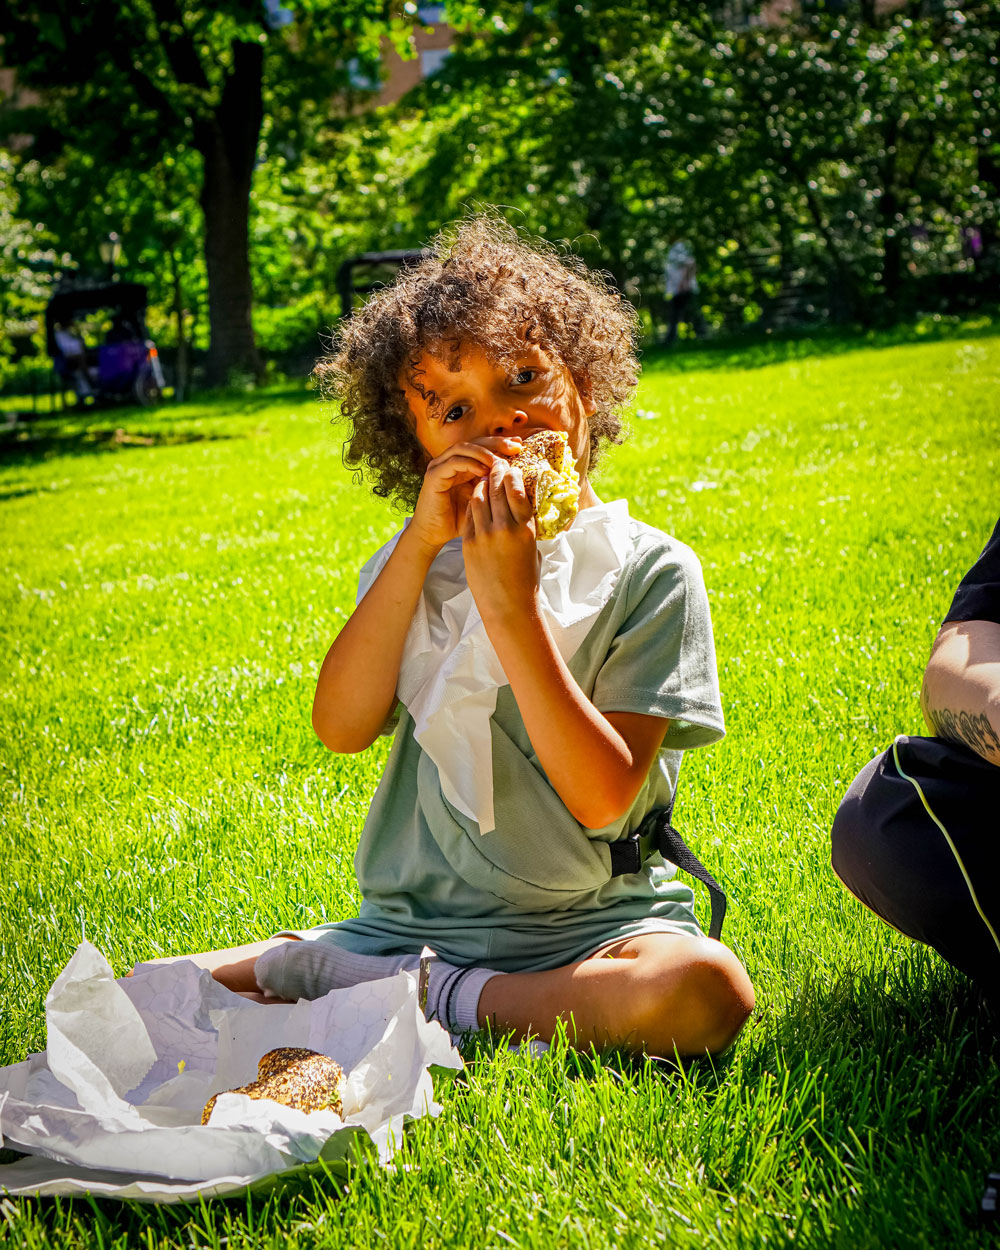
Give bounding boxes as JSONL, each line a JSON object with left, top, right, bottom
{"left": 356, "top": 500, "right": 633, "bottom": 834}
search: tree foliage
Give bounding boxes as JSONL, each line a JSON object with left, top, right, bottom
{"left": 1, "top": 0, "right": 996, "bottom": 394}
{"left": 0, "top": 1, "right": 410, "bottom": 384}
{"left": 0, "top": 153, "right": 71, "bottom": 391}
{"left": 331, "top": 0, "right": 1000, "bottom": 331}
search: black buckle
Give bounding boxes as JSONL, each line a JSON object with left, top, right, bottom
{"left": 608, "top": 830, "right": 643, "bottom": 876}
{"left": 608, "top": 806, "right": 728, "bottom": 940}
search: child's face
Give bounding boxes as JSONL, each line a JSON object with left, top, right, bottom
{"left": 401, "top": 339, "right": 596, "bottom": 474}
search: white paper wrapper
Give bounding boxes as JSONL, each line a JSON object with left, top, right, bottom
{"left": 358, "top": 499, "right": 633, "bottom": 833}
{"left": 0, "top": 943, "right": 463, "bottom": 1203}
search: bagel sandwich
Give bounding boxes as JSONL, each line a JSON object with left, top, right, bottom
{"left": 510, "top": 430, "right": 580, "bottom": 539}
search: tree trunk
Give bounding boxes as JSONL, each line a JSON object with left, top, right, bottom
{"left": 195, "top": 40, "right": 263, "bottom": 386}
{"left": 555, "top": 0, "right": 626, "bottom": 289}
{"left": 799, "top": 175, "right": 867, "bottom": 323}
{"left": 977, "top": 147, "right": 1000, "bottom": 272}
{"left": 877, "top": 114, "right": 904, "bottom": 311}
{"left": 166, "top": 242, "right": 189, "bottom": 401}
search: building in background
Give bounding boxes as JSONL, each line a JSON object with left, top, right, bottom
{"left": 372, "top": 0, "right": 910, "bottom": 104}
{"left": 378, "top": 5, "right": 454, "bottom": 105}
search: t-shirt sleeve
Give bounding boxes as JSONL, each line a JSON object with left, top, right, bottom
{"left": 942, "top": 517, "right": 1000, "bottom": 626}
{"left": 591, "top": 534, "right": 725, "bottom": 750}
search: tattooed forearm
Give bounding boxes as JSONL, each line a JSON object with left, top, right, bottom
{"left": 924, "top": 702, "right": 1000, "bottom": 766}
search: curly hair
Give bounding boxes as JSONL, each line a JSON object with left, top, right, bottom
{"left": 315, "top": 213, "right": 641, "bottom": 510}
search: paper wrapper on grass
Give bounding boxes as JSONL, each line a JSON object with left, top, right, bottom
{"left": 0, "top": 943, "right": 462, "bottom": 1203}
{"left": 511, "top": 431, "right": 580, "bottom": 539}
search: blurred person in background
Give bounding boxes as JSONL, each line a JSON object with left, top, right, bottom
{"left": 53, "top": 321, "right": 94, "bottom": 399}
{"left": 663, "top": 239, "right": 705, "bottom": 346}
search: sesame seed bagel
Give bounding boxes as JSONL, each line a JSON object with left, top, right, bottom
{"left": 201, "top": 1046, "right": 345, "bottom": 1125}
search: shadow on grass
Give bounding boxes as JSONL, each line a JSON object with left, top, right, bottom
{"left": 0, "top": 384, "right": 315, "bottom": 471}
{"left": 5, "top": 977, "right": 995, "bottom": 1239}
{"left": 178, "top": 383, "right": 314, "bottom": 414}
{"left": 739, "top": 956, "right": 1000, "bottom": 1177}
{"left": 456, "top": 1018, "right": 734, "bottom": 1096}
{"left": 0, "top": 382, "right": 313, "bottom": 417}
{"left": 6, "top": 1164, "right": 353, "bottom": 1242}
{"left": 454, "top": 959, "right": 998, "bottom": 1133}
{"left": 1, "top": 1117, "right": 372, "bottom": 1226}
{"left": 0, "top": 422, "right": 243, "bottom": 471}
{"left": 641, "top": 313, "right": 999, "bottom": 375}
{"left": 758, "top": 964, "right": 1000, "bottom": 1242}
{"left": 766, "top": 957, "right": 997, "bottom": 1065}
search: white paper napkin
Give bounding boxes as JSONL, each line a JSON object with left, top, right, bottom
{"left": 0, "top": 943, "right": 462, "bottom": 1203}
{"left": 358, "top": 500, "right": 633, "bottom": 832}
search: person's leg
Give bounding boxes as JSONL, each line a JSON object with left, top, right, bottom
{"left": 254, "top": 940, "right": 497, "bottom": 1033}
{"left": 665, "top": 296, "right": 682, "bottom": 345}
{"left": 253, "top": 930, "right": 753, "bottom": 1056}
{"left": 127, "top": 936, "right": 301, "bottom": 993}
{"left": 477, "top": 933, "right": 754, "bottom": 1057}
{"left": 831, "top": 735, "right": 1000, "bottom": 992}
{"left": 134, "top": 936, "right": 498, "bottom": 1027}
{"left": 671, "top": 291, "right": 693, "bottom": 343}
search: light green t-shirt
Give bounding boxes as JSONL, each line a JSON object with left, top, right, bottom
{"left": 298, "top": 515, "right": 725, "bottom": 971}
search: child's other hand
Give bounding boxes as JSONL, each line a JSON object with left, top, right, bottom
{"left": 411, "top": 438, "right": 522, "bottom": 553}
{"left": 462, "top": 459, "right": 539, "bottom": 624}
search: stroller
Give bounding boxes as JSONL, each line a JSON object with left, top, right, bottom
{"left": 45, "top": 283, "right": 166, "bottom": 407}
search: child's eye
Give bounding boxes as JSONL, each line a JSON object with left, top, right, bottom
{"left": 443, "top": 404, "right": 466, "bottom": 423}
{"left": 512, "top": 369, "right": 536, "bottom": 385}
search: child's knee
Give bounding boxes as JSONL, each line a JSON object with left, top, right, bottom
{"left": 687, "top": 940, "right": 755, "bottom": 1054}
{"left": 634, "top": 937, "right": 754, "bottom": 1056}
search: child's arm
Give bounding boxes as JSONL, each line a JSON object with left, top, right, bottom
{"left": 494, "top": 622, "right": 669, "bottom": 829}
{"left": 313, "top": 439, "right": 520, "bottom": 753}
{"left": 463, "top": 460, "right": 669, "bottom": 829}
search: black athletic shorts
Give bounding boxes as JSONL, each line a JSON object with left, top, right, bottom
{"left": 831, "top": 734, "right": 1000, "bottom": 994}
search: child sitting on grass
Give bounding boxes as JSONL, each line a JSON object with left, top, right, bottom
{"left": 145, "top": 216, "right": 754, "bottom": 1057}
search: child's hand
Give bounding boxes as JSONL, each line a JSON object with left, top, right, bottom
{"left": 411, "top": 438, "right": 522, "bottom": 553}
{"left": 462, "top": 459, "right": 539, "bottom": 624}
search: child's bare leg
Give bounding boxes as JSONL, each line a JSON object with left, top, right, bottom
{"left": 477, "top": 933, "right": 753, "bottom": 1057}
{"left": 126, "top": 937, "right": 302, "bottom": 996}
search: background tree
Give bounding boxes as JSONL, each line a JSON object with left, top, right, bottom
{"left": 2, "top": 0, "right": 995, "bottom": 391}
{"left": 331, "top": 0, "right": 998, "bottom": 332}
{"left": 0, "top": 152, "right": 69, "bottom": 393}
{"left": 0, "top": 1, "right": 410, "bottom": 384}
{"left": 12, "top": 143, "right": 206, "bottom": 397}
{"left": 717, "top": 2, "right": 999, "bottom": 319}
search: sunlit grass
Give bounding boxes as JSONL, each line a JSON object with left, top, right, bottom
{"left": 2, "top": 327, "right": 998, "bottom": 1246}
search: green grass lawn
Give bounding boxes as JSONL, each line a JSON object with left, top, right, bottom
{"left": 2, "top": 324, "right": 998, "bottom": 1246}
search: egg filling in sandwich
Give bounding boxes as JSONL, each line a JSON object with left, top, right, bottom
{"left": 511, "top": 430, "right": 580, "bottom": 539}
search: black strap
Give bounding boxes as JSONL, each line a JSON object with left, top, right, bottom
{"left": 608, "top": 806, "right": 728, "bottom": 941}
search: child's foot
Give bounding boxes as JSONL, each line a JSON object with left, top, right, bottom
{"left": 254, "top": 940, "right": 501, "bottom": 1034}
